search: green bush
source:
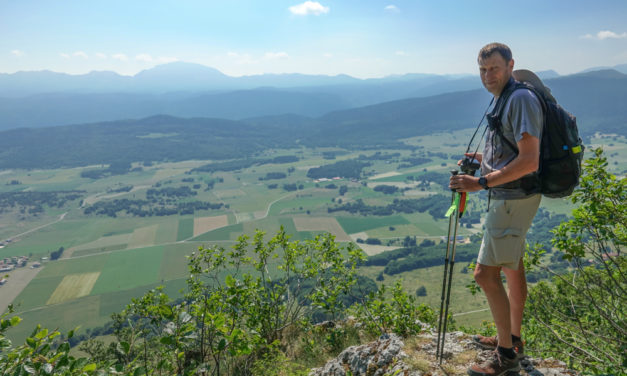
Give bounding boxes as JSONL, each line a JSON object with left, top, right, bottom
{"left": 524, "top": 148, "right": 626, "bottom": 374}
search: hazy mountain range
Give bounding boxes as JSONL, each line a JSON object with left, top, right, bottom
{"left": 0, "top": 61, "right": 624, "bottom": 130}
{"left": 1, "top": 69, "right": 625, "bottom": 170}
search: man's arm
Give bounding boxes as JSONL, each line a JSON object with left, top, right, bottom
{"left": 449, "top": 132, "right": 539, "bottom": 192}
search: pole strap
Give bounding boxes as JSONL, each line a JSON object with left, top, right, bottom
{"left": 445, "top": 193, "right": 460, "bottom": 218}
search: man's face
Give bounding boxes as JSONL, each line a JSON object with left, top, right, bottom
{"left": 479, "top": 53, "right": 514, "bottom": 96}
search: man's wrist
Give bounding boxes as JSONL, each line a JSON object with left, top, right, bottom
{"left": 478, "top": 176, "right": 490, "bottom": 190}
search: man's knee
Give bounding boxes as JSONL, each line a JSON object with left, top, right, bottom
{"left": 473, "top": 264, "right": 502, "bottom": 290}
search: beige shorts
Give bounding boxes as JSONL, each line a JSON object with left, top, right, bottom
{"left": 478, "top": 194, "right": 541, "bottom": 270}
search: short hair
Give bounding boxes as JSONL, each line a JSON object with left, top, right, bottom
{"left": 478, "top": 43, "right": 512, "bottom": 64}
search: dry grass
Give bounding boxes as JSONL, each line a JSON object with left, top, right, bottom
{"left": 193, "top": 215, "right": 228, "bottom": 236}
{"left": 128, "top": 224, "right": 158, "bottom": 248}
{"left": 46, "top": 272, "right": 100, "bottom": 305}
{"left": 293, "top": 217, "right": 351, "bottom": 241}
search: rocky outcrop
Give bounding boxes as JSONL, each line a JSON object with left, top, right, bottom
{"left": 309, "top": 333, "right": 417, "bottom": 376}
{"left": 310, "top": 327, "right": 578, "bottom": 376}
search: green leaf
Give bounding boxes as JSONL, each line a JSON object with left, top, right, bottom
{"left": 160, "top": 336, "right": 174, "bottom": 345}
{"left": 217, "top": 338, "right": 227, "bottom": 351}
{"left": 118, "top": 341, "right": 130, "bottom": 354}
{"left": 10, "top": 316, "right": 21, "bottom": 327}
{"left": 34, "top": 328, "right": 48, "bottom": 340}
{"left": 82, "top": 363, "right": 97, "bottom": 372}
{"left": 225, "top": 274, "right": 236, "bottom": 288}
{"left": 159, "top": 304, "right": 173, "bottom": 319}
{"left": 56, "top": 355, "right": 69, "bottom": 367}
{"left": 26, "top": 337, "right": 37, "bottom": 349}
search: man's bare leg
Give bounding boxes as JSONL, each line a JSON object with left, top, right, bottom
{"left": 502, "top": 257, "right": 527, "bottom": 338}
{"left": 474, "top": 263, "right": 513, "bottom": 348}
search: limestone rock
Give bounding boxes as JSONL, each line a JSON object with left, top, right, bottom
{"left": 309, "top": 333, "right": 420, "bottom": 376}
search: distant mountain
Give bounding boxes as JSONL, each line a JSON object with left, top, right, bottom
{"left": 537, "top": 70, "right": 560, "bottom": 79}
{"left": 579, "top": 63, "right": 627, "bottom": 75}
{"left": 2, "top": 70, "right": 625, "bottom": 170}
{"left": 0, "top": 62, "right": 362, "bottom": 97}
{"left": 0, "top": 89, "right": 351, "bottom": 129}
{"left": 132, "top": 62, "right": 233, "bottom": 91}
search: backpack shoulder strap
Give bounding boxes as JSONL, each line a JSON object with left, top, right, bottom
{"left": 490, "top": 81, "right": 546, "bottom": 154}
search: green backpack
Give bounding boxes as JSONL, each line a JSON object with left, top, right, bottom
{"left": 491, "top": 77, "right": 585, "bottom": 198}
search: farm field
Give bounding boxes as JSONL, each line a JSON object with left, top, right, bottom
{"left": 1, "top": 132, "right": 624, "bottom": 344}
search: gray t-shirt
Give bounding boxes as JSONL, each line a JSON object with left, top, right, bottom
{"left": 481, "top": 85, "right": 543, "bottom": 199}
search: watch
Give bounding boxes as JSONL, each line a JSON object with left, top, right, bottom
{"left": 478, "top": 176, "right": 489, "bottom": 190}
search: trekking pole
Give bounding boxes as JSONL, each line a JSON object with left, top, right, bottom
{"left": 436, "top": 170, "right": 467, "bottom": 363}
{"left": 436, "top": 173, "right": 458, "bottom": 364}
{"left": 439, "top": 190, "right": 462, "bottom": 364}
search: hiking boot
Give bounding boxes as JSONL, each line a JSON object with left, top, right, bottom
{"left": 472, "top": 334, "right": 524, "bottom": 358}
{"left": 467, "top": 350, "right": 521, "bottom": 376}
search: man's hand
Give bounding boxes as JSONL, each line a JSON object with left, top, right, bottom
{"left": 449, "top": 174, "right": 482, "bottom": 192}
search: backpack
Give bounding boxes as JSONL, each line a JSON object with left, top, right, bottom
{"left": 490, "top": 79, "right": 585, "bottom": 198}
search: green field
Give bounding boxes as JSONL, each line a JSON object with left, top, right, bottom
{"left": 337, "top": 215, "right": 410, "bottom": 234}
{"left": 176, "top": 217, "right": 194, "bottom": 241}
{"left": 90, "top": 246, "right": 164, "bottom": 295}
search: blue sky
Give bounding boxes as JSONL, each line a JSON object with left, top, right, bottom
{"left": 1, "top": 0, "right": 626, "bottom": 78}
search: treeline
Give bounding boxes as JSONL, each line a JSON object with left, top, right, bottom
{"left": 260, "top": 172, "right": 287, "bottom": 180}
{"left": 383, "top": 243, "right": 476, "bottom": 275}
{"left": 398, "top": 157, "right": 432, "bottom": 169}
{"left": 373, "top": 185, "right": 399, "bottom": 195}
{"left": 0, "top": 191, "right": 83, "bottom": 214}
{"left": 146, "top": 186, "right": 197, "bottom": 199}
{"left": 307, "top": 160, "right": 371, "bottom": 179}
{"left": 527, "top": 208, "right": 569, "bottom": 250}
{"left": 83, "top": 199, "right": 225, "bottom": 217}
{"left": 328, "top": 195, "right": 450, "bottom": 219}
{"left": 191, "top": 155, "right": 299, "bottom": 174}
{"left": 106, "top": 185, "right": 133, "bottom": 194}
{"left": 360, "top": 240, "right": 478, "bottom": 275}
{"left": 357, "top": 152, "right": 401, "bottom": 161}
{"left": 406, "top": 171, "right": 451, "bottom": 190}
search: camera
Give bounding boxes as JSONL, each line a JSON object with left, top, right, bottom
{"left": 460, "top": 157, "right": 480, "bottom": 176}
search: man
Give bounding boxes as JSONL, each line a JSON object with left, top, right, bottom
{"left": 449, "top": 42, "right": 543, "bottom": 375}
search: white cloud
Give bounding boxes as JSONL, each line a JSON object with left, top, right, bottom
{"left": 581, "top": 30, "right": 627, "bottom": 40}
{"left": 95, "top": 52, "right": 107, "bottom": 59}
{"left": 395, "top": 50, "right": 408, "bottom": 56}
{"left": 385, "top": 5, "right": 400, "bottom": 13}
{"left": 289, "top": 1, "right": 329, "bottom": 16}
{"left": 112, "top": 53, "right": 128, "bottom": 61}
{"left": 11, "top": 49, "right": 24, "bottom": 57}
{"left": 158, "top": 56, "right": 179, "bottom": 63}
{"left": 135, "top": 53, "right": 153, "bottom": 62}
{"left": 73, "top": 51, "right": 88, "bottom": 59}
{"left": 60, "top": 53, "right": 70, "bottom": 59}
{"left": 598, "top": 30, "right": 627, "bottom": 39}
{"left": 264, "top": 52, "right": 289, "bottom": 59}
{"left": 323, "top": 53, "right": 333, "bottom": 58}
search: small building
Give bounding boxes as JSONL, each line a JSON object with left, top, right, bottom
{"left": 0, "top": 278, "right": 7, "bottom": 285}
{"left": 0, "top": 265, "right": 14, "bottom": 272}
{"left": 31, "top": 262, "right": 41, "bottom": 268}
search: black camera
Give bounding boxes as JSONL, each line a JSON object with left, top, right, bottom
{"left": 460, "top": 157, "right": 480, "bottom": 176}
